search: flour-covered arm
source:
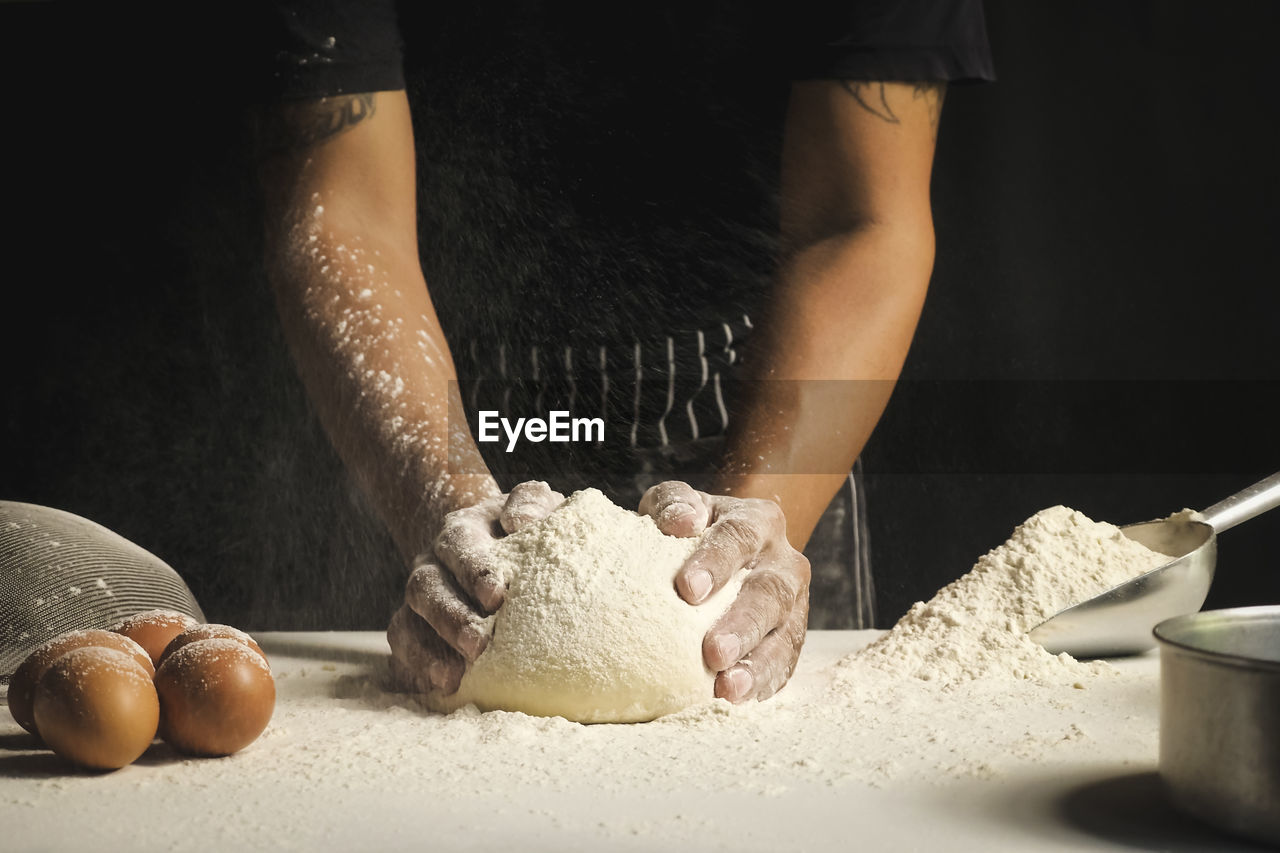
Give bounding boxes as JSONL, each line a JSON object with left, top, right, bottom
{"left": 257, "top": 90, "right": 544, "bottom": 691}
{"left": 258, "top": 90, "right": 500, "bottom": 555}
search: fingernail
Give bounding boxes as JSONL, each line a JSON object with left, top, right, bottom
{"left": 659, "top": 501, "right": 695, "bottom": 526}
{"left": 710, "top": 634, "right": 741, "bottom": 668}
{"left": 683, "top": 568, "right": 713, "bottom": 603}
{"left": 725, "top": 666, "right": 753, "bottom": 702}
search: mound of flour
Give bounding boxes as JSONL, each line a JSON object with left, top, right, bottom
{"left": 424, "top": 489, "right": 743, "bottom": 723}
{"left": 842, "top": 505, "right": 1170, "bottom": 686}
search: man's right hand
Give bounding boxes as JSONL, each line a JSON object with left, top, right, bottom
{"left": 387, "top": 481, "right": 565, "bottom": 694}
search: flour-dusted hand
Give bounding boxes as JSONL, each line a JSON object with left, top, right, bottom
{"left": 639, "top": 481, "right": 811, "bottom": 704}
{"left": 388, "top": 481, "right": 565, "bottom": 693}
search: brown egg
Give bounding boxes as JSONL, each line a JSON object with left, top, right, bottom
{"left": 109, "top": 609, "right": 198, "bottom": 666}
{"left": 32, "top": 646, "right": 160, "bottom": 770}
{"left": 158, "top": 623, "right": 266, "bottom": 667}
{"left": 154, "top": 638, "right": 275, "bottom": 756}
{"left": 8, "top": 630, "right": 154, "bottom": 736}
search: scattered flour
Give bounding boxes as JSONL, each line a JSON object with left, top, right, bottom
{"left": 0, "top": 504, "right": 1175, "bottom": 850}
{"left": 424, "top": 489, "right": 744, "bottom": 723}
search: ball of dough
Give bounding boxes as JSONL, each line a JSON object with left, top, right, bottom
{"left": 423, "top": 489, "right": 743, "bottom": 723}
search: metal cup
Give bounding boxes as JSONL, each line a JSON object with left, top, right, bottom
{"left": 1154, "top": 605, "right": 1280, "bottom": 845}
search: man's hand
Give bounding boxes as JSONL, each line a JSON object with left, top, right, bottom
{"left": 639, "top": 481, "right": 810, "bottom": 704}
{"left": 387, "top": 481, "right": 565, "bottom": 694}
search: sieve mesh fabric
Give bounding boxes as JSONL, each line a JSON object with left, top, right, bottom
{"left": 0, "top": 502, "right": 205, "bottom": 680}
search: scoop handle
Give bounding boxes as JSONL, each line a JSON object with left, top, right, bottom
{"left": 1199, "top": 471, "right": 1280, "bottom": 533}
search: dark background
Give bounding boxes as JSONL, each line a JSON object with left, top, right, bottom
{"left": 863, "top": 1, "right": 1280, "bottom": 621}
{"left": 2, "top": 1, "right": 1277, "bottom": 630}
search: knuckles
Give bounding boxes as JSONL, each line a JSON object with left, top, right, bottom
{"left": 711, "top": 515, "right": 763, "bottom": 557}
{"left": 708, "top": 496, "right": 785, "bottom": 555}
{"left": 403, "top": 560, "right": 436, "bottom": 600}
{"left": 789, "top": 549, "right": 812, "bottom": 588}
{"left": 746, "top": 567, "right": 801, "bottom": 611}
{"left": 752, "top": 497, "right": 786, "bottom": 532}
{"left": 501, "top": 482, "right": 562, "bottom": 533}
{"left": 507, "top": 480, "right": 551, "bottom": 501}
{"left": 725, "top": 495, "right": 784, "bottom": 536}
{"left": 642, "top": 480, "right": 699, "bottom": 508}
{"left": 432, "top": 523, "right": 467, "bottom": 564}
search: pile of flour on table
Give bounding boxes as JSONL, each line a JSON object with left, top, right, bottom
{"left": 839, "top": 504, "right": 1171, "bottom": 687}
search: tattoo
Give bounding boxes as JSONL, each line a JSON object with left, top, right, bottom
{"left": 841, "top": 81, "right": 899, "bottom": 123}
{"left": 840, "top": 81, "right": 946, "bottom": 133}
{"left": 913, "top": 82, "right": 946, "bottom": 133}
{"left": 253, "top": 93, "right": 378, "bottom": 157}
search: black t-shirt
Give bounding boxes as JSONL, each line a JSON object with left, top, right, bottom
{"left": 258, "top": 2, "right": 993, "bottom": 469}
{"left": 256, "top": 1, "right": 991, "bottom": 351}
{"left": 260, "top": 1, "right": 993, "bottom": 100}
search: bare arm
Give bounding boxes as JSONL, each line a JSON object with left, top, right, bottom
{"left": 714, "top": 80, "right": 944, "bottom": 547}
{"left": 642, "top": 81, "right": 945, "bottom": 703}
{"left": 257, "top": 90, "right": 500, "bottom": 561}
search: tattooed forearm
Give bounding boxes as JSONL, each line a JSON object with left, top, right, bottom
{"left": 840, "top": 81, "right": 946, "bottom": 132}
{"left": 253, "top": 93, "right": 378, "bottom": 157}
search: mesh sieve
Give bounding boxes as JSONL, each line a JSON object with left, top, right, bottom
{"left": 1, "top": 501, "right": 205, "bottom": 680}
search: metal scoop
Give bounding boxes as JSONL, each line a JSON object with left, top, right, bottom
{"left": 1028, "top": 472, "right": 1280, "bottom": 658}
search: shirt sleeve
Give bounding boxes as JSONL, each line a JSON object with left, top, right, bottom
{"left": 789, "top": 0, "right": 995, "bottom": 83}
{"left": 258, "top": 0, "right": 405, "bottom": 100}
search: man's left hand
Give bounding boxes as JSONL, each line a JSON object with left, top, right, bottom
{"left": 639, "top": 481, "right": 810, "bottom": 703}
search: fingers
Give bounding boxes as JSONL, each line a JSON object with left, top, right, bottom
{"left": 387, "top": 604, "right": 465, "bottom": 694}
{"left": 676, "top": 498, "right": 784, "bottom": 605}
{"left": 501, "top": 481, "right": 565, "bottom": 534}
{"left": 702, "top": 556, "right": 805, "bottom": 671}
{"left": 639, "top": 481, "right": 710, "bottom": 538}
{"left": 404, "top": 484, "right": 560, "bottom": 672}
{"left": 714, "top": 593, "right": 809, "bottom": 703}
{"left": 433, "top": 496, "right": 506, "bottom": 612}
{"left": 404, "top": 557, "right": 492, "bottom": 661}
{"left": 390, "top": 484, "right": 563, "bottom": 699}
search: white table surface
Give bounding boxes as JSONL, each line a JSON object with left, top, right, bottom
{"left": 0, "top": 630, "right": 1262, "bottom": 852}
